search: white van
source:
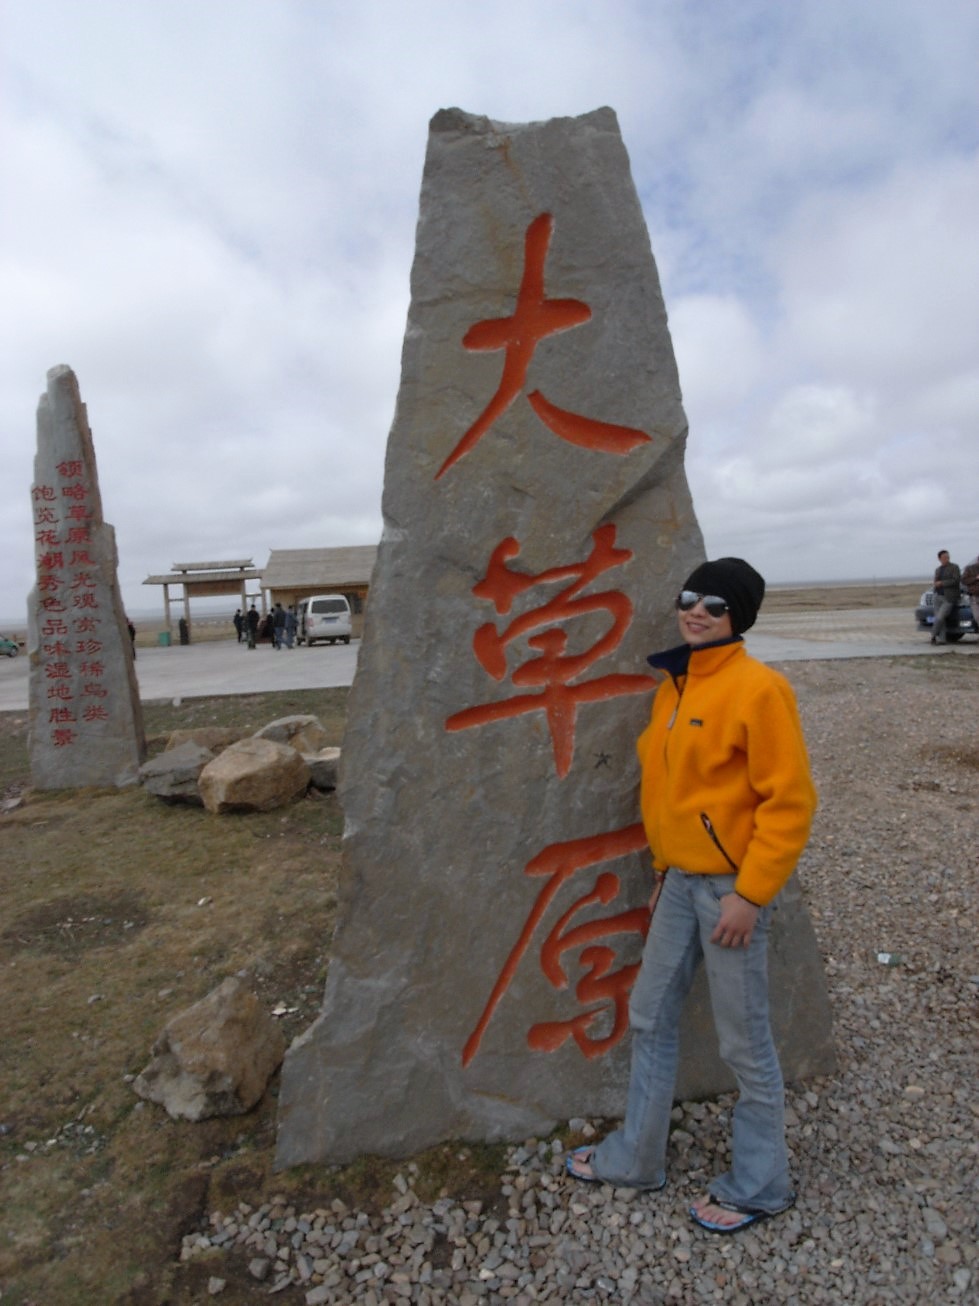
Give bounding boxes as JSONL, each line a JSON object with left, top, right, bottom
{"left": 297, "top": 594, "right": 352, "bottom": 646}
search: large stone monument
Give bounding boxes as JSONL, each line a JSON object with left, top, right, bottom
{"left": 276, "top": 108, "right": 834, "bottom": 1168}
{"left": 28, "top": 365, "right": 146, "bottom": 788}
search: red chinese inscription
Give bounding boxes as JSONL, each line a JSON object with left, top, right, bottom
{"left": 445, "top": 525, "right": 656, "bottom": 777}
{"left": 436, "top": 213, "right": 651, "bottom": 478}
{"left": 462, "top": 823, "right": 651, "bottom": 1067}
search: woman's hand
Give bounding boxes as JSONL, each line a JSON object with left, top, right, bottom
{"left": 711, "top": 893, "right": 759, "bottom": 948}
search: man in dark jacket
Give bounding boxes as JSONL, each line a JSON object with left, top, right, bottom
{"left": 931, "top": 550, "right": 961, "bottom": 645}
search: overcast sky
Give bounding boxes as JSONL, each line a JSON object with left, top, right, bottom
{"left": 2, "top": 0, "right": 977, "bottom": 622}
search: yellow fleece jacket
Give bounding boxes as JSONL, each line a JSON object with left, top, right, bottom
{"left": 637, "top": 639, "right": 817, "bottom": 907}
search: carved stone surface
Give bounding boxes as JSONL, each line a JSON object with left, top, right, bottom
{"left": 276, "top": 108, "right": 833, "bottom": 1168}
{"left": 133, "top": 977, "right": 285, "bottom": 1121}
{"left": 27, "top": 365, "right": 146, "bottom": 789}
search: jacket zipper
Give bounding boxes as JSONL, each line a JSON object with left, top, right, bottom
{"left": 700, "top": 812, "right": 738, "bottom": 871}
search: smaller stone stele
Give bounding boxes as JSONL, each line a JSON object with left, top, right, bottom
{"left": 198, "top": 737, "right": 310, "bottom": 813}
{"left": 132, "top": 977, "right": 285, "bottom": 1121}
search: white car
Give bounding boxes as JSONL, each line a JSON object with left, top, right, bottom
{"left": 298, "top": 595, "right": 352, "bottom": 646}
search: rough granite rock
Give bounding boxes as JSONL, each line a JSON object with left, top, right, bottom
{"left": 304, "top": 746, "right": 341, "bottom": 791}
{"left": 254, "top": 715, "right": 331, "bottom": 755}
{"left": 133, "top": 977, "right": 285, "bottom": 1121}
{"left": 198, "top": 737, "right": 310, "bottom": 813}
{"left": 139, "top": 740, "right": 214, "bottom": 805}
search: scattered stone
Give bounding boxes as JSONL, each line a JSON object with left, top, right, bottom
{"left": 139, "top": 740, "right": 214, "bottom": 804}
{"left": 304, "top": 746, "right": 341, "bottom": 791}
{"left": 255, "top": 715, "right": 330, "bottom": 754}
{"left": 165, "top": 727, "right": 242, "bottom": 754}
{"left": 132, "top": 977, "right": 285, "bottom": 1121}
{"left": 198, "top": 737, "right": 310, "bottom": 813}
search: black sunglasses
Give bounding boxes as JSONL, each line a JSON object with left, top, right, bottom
{"left": 675, "top": 591, "right": 730, "bottom": 619}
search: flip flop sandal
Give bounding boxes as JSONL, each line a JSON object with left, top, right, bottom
{"left": 690, "top": 1197, "right": 790, "bottom": 1234}
{"left": 565, "top": 1146, "right": 601, "bottom": 1184}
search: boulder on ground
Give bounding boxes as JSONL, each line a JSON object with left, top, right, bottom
{"left": 198, "top": 737, "right": 310, "bottom": 813}
{"left": 139, "top": 741, "right": 214, "bottom": 805}
{"left": 165, "top": 726, "right": 242, "bottom": 754}
{"left": 254, "top": 715, "right": 330, "bottom": 755}
{"left": 305, "top": 746, "right": 341, "bottom": 791}
{"left": 132, "top": 976, "right": 285, "bottom": 1121}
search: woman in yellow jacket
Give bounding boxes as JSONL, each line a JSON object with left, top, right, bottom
{"left": 567, "top": 558, "right": 817, "bottom": 1233}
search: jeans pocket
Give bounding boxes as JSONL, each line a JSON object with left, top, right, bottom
{"left": 705, "top": 873, "right": 737, "bottom": 903}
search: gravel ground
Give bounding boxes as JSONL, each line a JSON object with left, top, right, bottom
{"left": 181, "top": 657, "right": 978, "bottom": 1304}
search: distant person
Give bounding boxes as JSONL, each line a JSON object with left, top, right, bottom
{"left": 126, "top": 618, "right": 136, "bottom": 660}
{"left": 961, "top": 552, "right": 979, "bottom": 633}
{"left": 284, "top": 605, "right": 298, "bottom": 649}
{"left": 246, "top": 605, "right": 260, "bottom": 644}
{"left": 272, "top": 602, "right": 287, "bottom": 649}
{"left": 258, "top": 612, "right": 273, "bottom": 644}
{"left": 931, "top": 550, "right": 961, "bottom": 645}
{"left": 233, "top": 609, "right": 244, "bottom": 643}
{"left": 565, "top": 558, "right": 817, "bottom": 1234}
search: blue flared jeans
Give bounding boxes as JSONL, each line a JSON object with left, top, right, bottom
{"left": 590, "top": 869, "right": 793, "bottom": 1212}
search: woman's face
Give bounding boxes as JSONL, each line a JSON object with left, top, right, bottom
{"left": 677, "top": 596, "right": 734, "bottom": 646}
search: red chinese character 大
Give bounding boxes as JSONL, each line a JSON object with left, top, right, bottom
{"left": 462, "top": 823, "right": 651, "bottom": 1068}
{"left": 436, "top": 213, "right": 650, "bottom": 479}
{"left": 445, "top": 525, "right": 656, "bottom": 777}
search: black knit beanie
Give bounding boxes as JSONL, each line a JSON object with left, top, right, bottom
{"left": 682, "top": 557, "right": 766, "bottom": 635}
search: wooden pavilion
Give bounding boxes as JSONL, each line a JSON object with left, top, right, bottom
{"left": 142, "top": 559, "right": 263, "bottom": 635}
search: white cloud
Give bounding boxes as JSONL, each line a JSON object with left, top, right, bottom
{"left": 1, "top": 0, "right": 978, "bottom": 618}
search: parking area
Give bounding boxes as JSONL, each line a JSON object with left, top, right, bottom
{"left": 0, "top": 610, "right": 974, "bottom": 713}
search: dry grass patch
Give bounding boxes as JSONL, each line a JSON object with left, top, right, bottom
{"left": 0, "top": 687, "right": 518, "bottom": 1304}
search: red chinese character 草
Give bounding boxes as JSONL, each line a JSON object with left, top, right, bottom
{"left": 462, "top": 823, "right": 651, "bottom": 1067}
{"left": 436, "top": 213, "right": 651, "bottom": 479}
{"left": 445, "top": 525, "right": 656, "bottom": 777}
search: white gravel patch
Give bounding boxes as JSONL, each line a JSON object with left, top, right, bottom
{"left": 182, "top": 657, "right": 979, "bottom": 1303}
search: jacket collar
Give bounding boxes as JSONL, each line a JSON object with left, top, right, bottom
{"left": 647, "top": 635, "right": 744, "bottom": 681}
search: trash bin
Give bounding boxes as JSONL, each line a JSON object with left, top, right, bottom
{"left": 157, "top": 631, "right": 171, "bottom": 647}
